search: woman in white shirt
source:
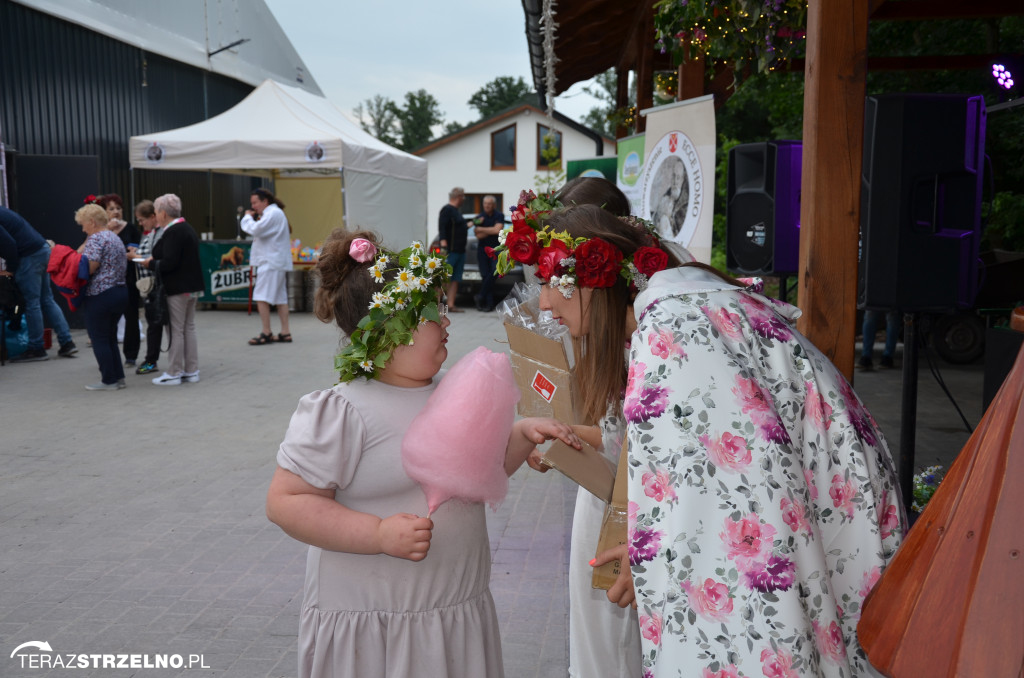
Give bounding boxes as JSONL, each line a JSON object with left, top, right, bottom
{"left": 241, "top": 188, "right": 294, "bottom": 345}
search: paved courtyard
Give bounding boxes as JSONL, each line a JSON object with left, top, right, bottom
{"left": 0, "top": 305, "right": 985, "bottom": 677}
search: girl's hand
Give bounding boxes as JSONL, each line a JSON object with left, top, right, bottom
{"left": 592, "top": 543, "right": 636, "bottom": 608}
{"left": 521, "top": 418, "right": 582, "bottom": 449}
{"left": 378, "top": 513, "right": 433, "bottom": 561}
{"left": 526, "top": 448, "right": 551, "bottom": 473}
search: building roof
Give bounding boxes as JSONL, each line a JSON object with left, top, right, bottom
{"left": 413, "top": 100, "right": 614, "bottom": 157}
{"left": 12, "top": 0, "right": 320, "bottom": 95}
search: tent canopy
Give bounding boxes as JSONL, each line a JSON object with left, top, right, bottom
{"left": 129, "top": 79, "right": 428, "bottom": 247}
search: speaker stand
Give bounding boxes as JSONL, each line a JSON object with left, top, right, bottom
{"left": 898, "top": 312, "right": 919, "bottom": 512}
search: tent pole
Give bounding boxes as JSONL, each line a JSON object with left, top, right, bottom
{"left": 340, "top": 170, "right": 347, "bottom": 230}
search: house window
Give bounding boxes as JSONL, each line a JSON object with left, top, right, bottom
{"left": 463, "top": 193, "right": 504, "bottom": 216}
{"left": 491, "top": 124, "right": 516, "bottom": 170}
{"left": 537, "top": 123, "right": 562, "bottom": 171}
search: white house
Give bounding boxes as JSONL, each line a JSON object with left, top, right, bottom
{"left": 415, "top": 102, "right": 616, "bottom": 232}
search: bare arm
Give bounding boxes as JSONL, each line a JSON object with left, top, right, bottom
{"left": 266, "top": 466, "right": 433, "bottom": 561}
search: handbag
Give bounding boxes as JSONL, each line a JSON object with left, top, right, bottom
{"left": 143, "top": 272, "right": 170, "bottom": 326}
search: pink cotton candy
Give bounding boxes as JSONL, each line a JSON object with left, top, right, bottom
{"left": 402, "top": 347, "right": 520, "bottom": 513}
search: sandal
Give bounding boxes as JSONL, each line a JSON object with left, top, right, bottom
{"left": 248, "top": 332, "right": 275, "bottom": 346}
{"left": 275, "top": 333, "right": 293, "bottom": 343}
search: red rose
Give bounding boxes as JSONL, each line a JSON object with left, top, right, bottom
{"left": 485, "top": 246, "right": 497, "bottom": 260}
{"left": 511, "top": 210, "right": 531, "bottom": 233}
{"left": 633, "top": 246, "right": 669, "bottom": 277}
{"left": 574, "top": 238, "right": 623, "bottom": 288}
{"left": 505, "top": 229, "right": 540, "bottom": 265}
{"left": 535, "top": 240, "right": 572, "bottom": 280}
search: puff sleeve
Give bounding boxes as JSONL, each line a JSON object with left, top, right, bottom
{"left": 276, "top": 388, "right": 366, "bottom": 491}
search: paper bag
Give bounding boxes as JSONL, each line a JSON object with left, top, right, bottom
{"left": 592, "top": 438, "right": 630, "bottom": 590}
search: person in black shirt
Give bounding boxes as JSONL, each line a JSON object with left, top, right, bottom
{"left": 472, "top": 195, "right": 504, "bottom": 312}
{"left": 437, "top": 186, "right": 469, "bottom": 312}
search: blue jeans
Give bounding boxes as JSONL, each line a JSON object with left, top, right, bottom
{"left": 477, "top": 245, "right": 498, "bottom": 308}
{"left": 862, "top": 309, "right": 899, "bottom": 360}
{"left": 13, "top": 245, "right": 72, "bottom": 351}
{"left": 84, "top": 286, "right": 127, "bottom": 384}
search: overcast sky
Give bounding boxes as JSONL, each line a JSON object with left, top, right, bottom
{"left": 263, "top": 0, "right": 603, "bottom": 128}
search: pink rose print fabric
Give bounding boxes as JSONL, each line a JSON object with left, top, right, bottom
{"left": 624, "top": 268, "right": 905, "bottom": 678}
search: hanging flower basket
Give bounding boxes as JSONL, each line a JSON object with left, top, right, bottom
{"left": 653, "top": 0, "right": 809, "bottom": 80}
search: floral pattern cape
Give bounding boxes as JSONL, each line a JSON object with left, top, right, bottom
{"left": 624, "top": 266, "right": 905, "bottom": 678}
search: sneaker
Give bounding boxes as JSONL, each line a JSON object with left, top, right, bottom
{"left": 880, "top": 355, "right": 895, "bottom": 369}
{"left": 85, "top": 382, "right": 119, "bottom": 391}
{"left": 857, "top": 356, "right": 873, "bottom": 371}
{"left": 135, "top": 362, "right": 158, "bottom": 375}
{"left": 117, "top": 379, "right": 126, "bottom": 389}
{"left": 10, "top": 348, "right": 49, "bottom": 363}
{"left": 182, "top": 370, "right": 200, "bottom": 383}
{"left": 152, "top": 372, "right": 182, "bottom": 386}
{"left": 125, "top": 359, "right": 137, "bottom": 367}
{"left": 58, "top": 341, "right": 78, "bottom": 357}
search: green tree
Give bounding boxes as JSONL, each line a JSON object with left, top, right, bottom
{"left": 468, "top": 76, "right": 533, "bottom": 119}
{"left": 353, "top": 94, "right": 400, "bottom": 147}
{"left": 395, "top": 89, "right": 444, "bottom": 152}
{"left": 580, "top": 68, "right": 638, "bottom": 137}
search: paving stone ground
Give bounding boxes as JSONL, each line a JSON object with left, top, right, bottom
{"left": 0, "top": 305, "right": 983, "bottom": 677}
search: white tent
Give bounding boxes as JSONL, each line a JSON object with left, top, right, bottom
{"left": 129, "top": 79, "right": 428, "bottom": 248}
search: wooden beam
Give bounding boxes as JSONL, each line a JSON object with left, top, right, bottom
{"left": 797, "top": 0, "right": 870, "bottom": 379}
{"left": 871, "top": 0, "right": 1024, "bottom": 20}
{"left": 615, "top": 65, "right": 630, "bottom": 139}
{"left": 635, "top": 2, "right": 655, "bottom": 132}
{"left": 677, "top": 53, "right": 706, "bottom": 102}
{"left": 790, "top": 53, "right": 1019, "bottom": 72}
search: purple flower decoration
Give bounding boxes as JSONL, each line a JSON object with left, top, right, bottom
{"left": 630, "top": 527, "right": 663, "bottom": 565}
{"left": 624, "top": 384, "right": 671, "bottom": 424}
{"left": 740, "top": 296, "right": 793, "bottom": 342}
{"left": 758, "top": 416, "right": 793, "bottom": 446}
{"left": 839, "top": 380, "right": 879, "bottom": 447}
{"left": 744, "top": 555, "right": 796, "bottom": 592}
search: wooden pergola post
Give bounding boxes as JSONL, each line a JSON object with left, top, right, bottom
{"left": 797, "top": 0, "right": 871, "bottom": 379}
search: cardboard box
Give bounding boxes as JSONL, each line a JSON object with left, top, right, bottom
{"left": 504, "top": 322, "right": 580, "bottom": 424}
{"left": 540, "top": 439, "right": 615, "bottom": 503}
{"left": 592, "top": 439, "right": 630, "bottom": 590}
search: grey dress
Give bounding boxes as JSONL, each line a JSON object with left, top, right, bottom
{"left": 277, "top": 377, "right": 504, "bottom": 678}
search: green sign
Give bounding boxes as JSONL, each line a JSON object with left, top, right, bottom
{"left": 566, "top": 157, "right": 617, "bottom": 182}
{"left": 199, "top": 241, "right": 253, "bottom": 304}
{"left": 617, "top": 134, "right": 646, "bottom": 187}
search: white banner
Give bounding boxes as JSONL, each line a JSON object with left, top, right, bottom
{"left": 640, "top": 95, "right": 716, "bottom": 264}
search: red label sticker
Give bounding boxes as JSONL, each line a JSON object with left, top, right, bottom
{"left": 532, "top": 371, "right": 557, "bottom": 403}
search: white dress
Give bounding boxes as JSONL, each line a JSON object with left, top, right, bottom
{"left": 276, "top": 377, "right": 504, "bottom": 678}
{"left": 568, "top": 412, "right": 643, "bottom": 678}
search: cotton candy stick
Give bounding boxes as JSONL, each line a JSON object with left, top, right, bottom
{"left": 402, "top": 347, "right": 521, "bottom": 513}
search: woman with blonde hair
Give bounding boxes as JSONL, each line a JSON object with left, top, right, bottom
{"left": 75, "top": 203, "right": 128, "bottom": 390}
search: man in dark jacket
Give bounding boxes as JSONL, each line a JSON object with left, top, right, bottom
{"left": 472, "top": 195, "right": 504, "bottom": 312}
{"left": 437, "top": 186, "right": 469, "bottom": 312}
{"left": 143, "top": 194, "right": 204, "bottom": 386}
{"left": 0, "top": 206, "right": 76, "bottom": 361}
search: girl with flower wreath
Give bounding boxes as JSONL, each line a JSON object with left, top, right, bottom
{"left": 265, "top": 228, "right": 580, "bottom": 678}
{"left": 494, "top": 203, "right": 906, "bottom": 677}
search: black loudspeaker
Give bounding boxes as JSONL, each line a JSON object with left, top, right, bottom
{"left": 726, "top": 140, "right": 802, "bottom": 276}
{"left": 859, "top": 94, "right": 986, "bottom": 312}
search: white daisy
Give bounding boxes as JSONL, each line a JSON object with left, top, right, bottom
{"left": 370, "top": 266, "right": 385, "bottom": 283}
{"left": 359, "top": 360, "right": 374, "bottom": 372}
{"left": 425, "top": 256, "right": 443, "bottom": 272}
